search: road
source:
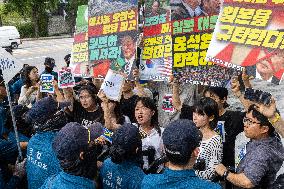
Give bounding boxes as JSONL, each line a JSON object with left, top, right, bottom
{"left": 13, "top": 37, "right": 73, "bottom": 73}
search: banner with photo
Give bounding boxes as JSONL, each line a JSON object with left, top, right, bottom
{"left": 140, "top": 0, "right": 172, "bottom": 81}
{"left": 70, "top": 5, "right": 89, "bottom": 77}
{"left": 88, "top": 0, "right": 139, "bottom": 79}
{"left": 170, "top": 0, "right": 232, "bottom": 87}
{"left": 206, "top": 1, "right": 284, "bottom": 85}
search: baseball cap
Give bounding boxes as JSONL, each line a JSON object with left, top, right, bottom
{"left": 44, "top": 57, "right": 56, "bottom": 68}
{"left": 25, "top": 97, "right": 70, "bottom": 124}
{"left": 52, "top": 122, "right": 104, "bottom": 161}
{"left": 163, "top": 119, "right": 202, "bottom": 164}
{"left": 112, "top": 123, "right": 142, "bottom": 152}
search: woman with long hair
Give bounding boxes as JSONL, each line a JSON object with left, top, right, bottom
{"left": 18, "top": 66, "right": 40, "bottom": 108}
{"left": 192, "top": 97, "right": 223, "bottom": 181}
{"left": 134, "top": 97, "right": 163, "bottom": 172}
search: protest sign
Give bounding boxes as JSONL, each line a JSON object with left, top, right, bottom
{"left": 169, "top": 0, "right": 236, "bottom": 87}
{"left": 206, "top": 1, "right": 284, "bottom": 85}
{"left": 58, "top": 67, "right": 75, "bottom": 88}
{"left": 40, "top": 74, "right": 54, "bottom": 93}
{"left": 99, "top": 69, "right": 125, "bottom": 101}
{"left": 0, "top": 48, "right": 22, "bottom": 82}
{"left": 162, "top": 94, "right": 175, "bottom": 113}
{"left": 88, "top": 0, "right": 139, "bottom": 79}
{"left": 140, "top": 0, "right": 172, "bottom": 81}
{"left": 70, "top": 5, "right": 89, "bottom": 77}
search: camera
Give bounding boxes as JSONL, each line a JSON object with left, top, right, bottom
{"left": 244, "top": 88, "right": 272, "bottom": 105}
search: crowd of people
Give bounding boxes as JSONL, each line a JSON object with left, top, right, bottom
{"left": 0, "top": 52, "right": 284, "bottom": 189}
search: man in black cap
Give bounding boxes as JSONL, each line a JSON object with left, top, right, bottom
{"left": 41, "top": 57, "right": 58, "bottom": 81}
{"left": 40, "top": 122, "right": 104, "bottom": 189}
{"left": 141, "top": 119, "right": 221, "bottom": 189}
{"left": 25, "top": 97, "right": 69, "bottom": 189}
{"left": 100, "top": 123, "right": 145, "bottom": 189}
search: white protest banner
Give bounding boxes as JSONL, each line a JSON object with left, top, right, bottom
{"left": 40, "top": 74, "right": 54, "bottom": 93}
{"left": 0, "top": 48, "right": 22, "bottom": 82}
{"left": 58, "top": 67, "right": 75, "bottom": 88}
{"left": 100, "top": 69, "right": 125, "bottom": 101}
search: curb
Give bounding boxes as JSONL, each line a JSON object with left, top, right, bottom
{"left": 22, "top": 35, "right": 73, "bottom": 41}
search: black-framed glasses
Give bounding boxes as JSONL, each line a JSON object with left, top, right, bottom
{"left": 243, "top": 117, "right": 261, "bottom": 126}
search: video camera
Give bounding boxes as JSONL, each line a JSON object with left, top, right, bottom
{"left": 244, "top": 88, "right": 272, "bottom": 105}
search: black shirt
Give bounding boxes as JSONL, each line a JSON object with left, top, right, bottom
{"left": 71, "top": 100, "right": 104, "bottom": 127}
{"left": 218, "top": 110, "right": 245, "bottom": 168}
{"left": 181, "top": 105, "right": 245, "bottom": 168}
{"left": 120, "top": 95, "right": 139, "bottom": 123}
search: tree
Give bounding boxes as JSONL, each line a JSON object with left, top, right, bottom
{"left": 64, "top": 0, "right": 88, "bottom": 35}
{"left": 5, "top": 0, "right": 58, "bottom": 37}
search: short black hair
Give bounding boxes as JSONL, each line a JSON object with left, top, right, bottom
{"left": 193, "top": 97, "right": 219, "bottom": 130}
{"left": 247, "top": 105, "right": 275, "bottom": 136}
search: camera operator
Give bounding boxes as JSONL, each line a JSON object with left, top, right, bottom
{"left": 142, "top": 119, "right": 221, "bottom": 189}
{"left": 215, "top": 104, "right": 284, "bottom": 188}
{"left": 99, "top": 123, "right": 145, "bottom": 189}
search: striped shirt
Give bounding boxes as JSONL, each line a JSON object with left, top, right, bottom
{"left": 196, "top": 135, "right": 223, "bottom": 181}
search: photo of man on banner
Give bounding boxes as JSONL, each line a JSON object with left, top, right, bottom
{"left": 110, "top": 34, "right": 138, "bottom": 80}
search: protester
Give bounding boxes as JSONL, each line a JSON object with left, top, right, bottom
{"left": 141, "top": 119, "right": 221, "bottom": 188}
{"left": 18, "top": 66, "right": 40, "bottom": 108}
{"left": 192, "top": 97, "right": 222, "bottom": 181}
{"left": 64, "top": 84, "right": 104, "bottom": 127}
{"left": 215, "top": 104, "right": 284, "bottom": 188}
{"left": 99, "top": 123, "right": 145, "bottom": 188}
{"left": 134, "top": 97, "right": 164, "bottom": 172}
{"left": 120, "top": 80, "right": 139, "bottom": 123}
{"left": 25, "top": 96, "right": 69, "bottom": 189}
{"left": 41, "top": 57, "right": 58, "bottom": 81}
{"left": 98, "top": 91, "right": 130, "bottom": 131}
{"left": 64, "top": 54, "right": 71, "bottom": 68}
{"left": 0, "top": 78, "right": 8, "bottom": 136}
{"left": 40, "top": 122, "right": 104, "bottom": 189}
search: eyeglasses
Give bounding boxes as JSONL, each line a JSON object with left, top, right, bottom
{"left": 243, "top": 117, "right": 261, "bottom": 126}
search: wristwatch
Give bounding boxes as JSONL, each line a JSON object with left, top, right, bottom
{"left": 222, "top": 170, "right": 230, "bottom": 180}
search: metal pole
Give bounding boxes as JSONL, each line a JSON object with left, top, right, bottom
{"left": 5, "top": 83, "right": 23, "bottom": 160}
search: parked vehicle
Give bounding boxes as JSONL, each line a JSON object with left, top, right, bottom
{"left": 0, "top": 26, "right": 21, "bottom": 49}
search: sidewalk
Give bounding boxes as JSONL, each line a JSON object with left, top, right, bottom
{"left": 22, "top": 34, "right": 73, "bottom": 41}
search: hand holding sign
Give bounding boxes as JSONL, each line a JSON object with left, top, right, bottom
{"left": 58, "top": 68, "right": 75, "bottom": 89}
{"left": 40, "top": 74, "right": 54, "bottom": 93}
{"left": 99, "top": 70, "right": 125, "bottom": 101}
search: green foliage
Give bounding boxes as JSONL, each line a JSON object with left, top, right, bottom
{"left": 17, "top": 22, "right": 34, "bottom": 38}
{"left": 4, "top": 0, "right": 58, "bottom": 37}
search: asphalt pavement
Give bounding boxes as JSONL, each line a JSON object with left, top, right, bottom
{"left": 12, "top": 37, "right": 73, "bottom": 73}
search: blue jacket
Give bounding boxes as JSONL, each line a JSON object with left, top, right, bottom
{"left": 26, "top": 131, "right": 61, "bottom": 189}
{"left": 142, "top": 168, "right": 221, "bottom": 189}
{"left": 40, "top": 171, "right": 96, "bottom": 189}
{"left": 100, "top": 158, "right": 145, "bottom": 189}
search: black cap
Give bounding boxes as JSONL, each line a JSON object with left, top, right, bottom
{"left": 163, "top": 119, "right": 202, "bottom": 162}
{"left": 44, "top": 57, "right": 56, "bottom": 68}
{"left": 53, "top": 122, "right": 104, "bottom": 161}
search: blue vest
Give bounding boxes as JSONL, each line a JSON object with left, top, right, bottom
{"left": 40, "top": 171, "right": 95, "bottom": 189}
{"left": 100, "top": 158, "right": 145, "bottom": 189}
{"left": 142, "top": 168, "right": 221, "bottom": 189}
{"left": 26, "top": 131, "right": 61, "bottom": 189}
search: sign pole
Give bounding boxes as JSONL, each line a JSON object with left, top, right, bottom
{"left": 5, "top": 83, "right": 23, "bottom": 160}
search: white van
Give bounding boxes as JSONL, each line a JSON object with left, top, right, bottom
{"left": 0, "top": 26, "right": 21, "bottom": 49}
